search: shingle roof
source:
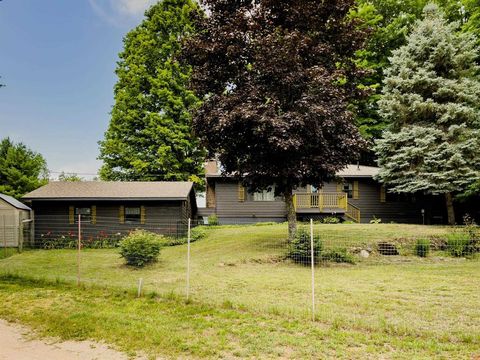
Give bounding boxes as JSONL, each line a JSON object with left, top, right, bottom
{"left": 206, "top": 164, "right": 380, "bottom": 178}
{"left": 0, "top": 193, "right": 32, "bottom": 211}
{"left": 23, "top": 181, "right": 194, "bottom": 200}
{"left": 336, "top": 165, "right": 379, "bottom": 178}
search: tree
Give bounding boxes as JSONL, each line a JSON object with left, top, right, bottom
{"left": 58, "top": 172, "right": 83, "bottom": 182}
{"left": 374, "top": 4, "right": 480, "bottom": 225}
{"left": 0, "top": 138, "right": 48, "bottom": 199}
{"left": 99, "top": 0, "right": 205, "bottom": 187}
{"left": 184, "top": 0, "right": 369, "bottom": 239}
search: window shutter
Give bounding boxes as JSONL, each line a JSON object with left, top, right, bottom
{"left": 353, "top": 181, "right": 359, "bottom": 200}
{"left": 119, "top": 206, "right": 125, "bottom": 224}
{"left": 69, "top": 206, "right": 74, "bottom": 225}
{"left": 336, "top": 182, "right": 342, "bottom": 193}
{"left": 380, "top": 186, "right": 386, "bottom": 203}
{"left": 238, "top": 183, "right": 245, "bottom": 202}
{"left": 140, "top": 206, "right": 146, "bottom": 225}
{"left": 91, "top": 206, "right": 97, "bottom": 224}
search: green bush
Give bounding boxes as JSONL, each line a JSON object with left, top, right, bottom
{"left": 414, "top": 239, "right": 430, "bottom": 257}
{"left": 287, "top": 227, "right": 322, "bottom": 265}
{"left": 119, "top": 230, "right": 163, "bottom": 267}
{"left": 322, "top": 216, "right": 340, "bottom": 224}
{"left": 190, "top": 226, "right": 208, "bottom": 241}
{"left": 321, "top": 248, "right": 355, "bottom": 264}
{"left": 208, "top": 214, "right": 219, "bottom": 226}
{"left": 446, "top": 232, "right": 479, "bottom": 257}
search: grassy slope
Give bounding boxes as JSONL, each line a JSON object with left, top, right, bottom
{"left": 0, "top": 224, "right": 479, "bottom": 359}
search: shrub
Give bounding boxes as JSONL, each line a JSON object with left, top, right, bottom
{"left": 190, "top": 226, "right": 208, "bottom": 242}
{"left": 208, "top": 214, "right": 219, "bottom": 226}
{"left": 119, "top": 230, "right": 163, "bottom": 267}
{"left": 446, "top": 232, "right": 479, "bottom": 257}
{"left": 414, "top": 239, "right": 430, "bottom": 257}
{"left": 370, "top": 216, "right": 382, "bottom": 224}
{"left": 321, "top": 248, "right": 355, "bottom": 264}
{"left": 287, "top": 227, "right": 322, "bottom": 265}
{"left": 322, "top": 216, "right": 340, "bottom": 224}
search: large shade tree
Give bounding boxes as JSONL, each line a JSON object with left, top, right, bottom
{"left": 184, "top": 0, "right": 369, "bottom": 238}
{"left": 0, "top": 138, "right": 48, "bottom": 199}
{"left": 99, "top": 0, "right": 205, "bottom": 186}
{"left": 374, "top": 4, "right": 480, "bottom": 225}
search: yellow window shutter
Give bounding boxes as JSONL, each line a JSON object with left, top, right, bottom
{"left": 353, "top": 181, "right": 359, "bottom": 200}
{"left": 336, "top": 182, "right": 342, "bottom": 193}
{"left": 119, "top": 206, "right": 125, "bottom": 224}
{"left": 69, "top": 206, "right": 74, "bottom": 225}
{"left": 140, "top": 206, "right": 146, "bottom": 225}
{"left": 238, "top": 183, "right": 245, "bottom": 202}
{"left": 380, "top": 186, "right": 386, "bottom": 203}
{"left": 91, "top": 205, "right": 97, "bottom": 224}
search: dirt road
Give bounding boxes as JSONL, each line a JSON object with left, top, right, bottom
{"left": 0, "top": 319, "right": 134, "bottom": 360}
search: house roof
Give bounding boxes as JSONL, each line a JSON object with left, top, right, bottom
{"left": 206, "top": 164, "right": 380, "bottom": 179}
{"left": 0, "top": 193, "right": 32, "bottom": 211}
{"left": 336, "top": 165, "right": 379, "bottom": 178}
{"left": 22, "top": 181, "right": 194, "bottom": 201}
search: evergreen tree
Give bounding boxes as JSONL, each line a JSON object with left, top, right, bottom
{"left": 374, "top": 4, "right": 480, "bottom": 224}
{"left": 99, "top": 0, "right": 204, "bottom": 186}
{"left": 0, "top": 138, "right": 48, "bottom": 199}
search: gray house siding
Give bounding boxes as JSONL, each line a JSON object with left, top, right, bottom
{"left": 205, "top": 177, "right": 431, "bottom": 224}
{"left": 214, "top": 180, "right": 286, "bottom": 224}
{"left": 31, "top": 200, "right": 188, "bottom": 244}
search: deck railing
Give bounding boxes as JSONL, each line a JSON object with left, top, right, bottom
{"left": 346, "top": 203, "right": 361, "bottom": 223}
{"left": 293, "top": 192, "right": 348, "bottom": 211}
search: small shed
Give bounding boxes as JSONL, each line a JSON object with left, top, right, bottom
{"left": 0, "top": 193, "right": 32, "bottom": 248}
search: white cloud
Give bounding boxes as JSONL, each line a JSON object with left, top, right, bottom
{"left": 89, "top": 0, "right": 158, "bottom": 25}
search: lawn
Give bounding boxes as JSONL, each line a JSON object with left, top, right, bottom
{"left": 0, "top": 223, "right": 479, "bottom": 359}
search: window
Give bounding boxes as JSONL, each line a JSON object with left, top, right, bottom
{"left": 75, "top": 207, "right": 91, "bottom": 223}
{"left": 343, "top": 182, "right": 353, "bottom": 198}
{"left": 253, "top": 187, "right": 275, "bottom": 201}
{"left": 125, "top": 207, "right": 141, "bottom": 224}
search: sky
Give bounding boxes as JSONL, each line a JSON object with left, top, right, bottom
{"left": 0, "top": 0, "right": 157, "bottom": 179}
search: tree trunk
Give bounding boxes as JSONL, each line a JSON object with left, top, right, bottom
{"left": 445, "top": 192, "right": 455, "bottom": 225}
{"left": 284, "top": 189, "right": 297, "bottom": 242}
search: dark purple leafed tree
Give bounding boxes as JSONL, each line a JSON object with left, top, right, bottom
{"left": 184, "top": 0, "right": 369, "bottom": 239}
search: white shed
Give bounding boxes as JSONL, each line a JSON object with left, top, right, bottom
{"left": 0, "top": 193, "right": 32, "bottom": 248}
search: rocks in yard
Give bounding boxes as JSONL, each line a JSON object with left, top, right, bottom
{"left": 377, "top": 242, "right": 399, "bottom": 256}
{"left": 360, "top": 250, "right": 370, "bottom": 258}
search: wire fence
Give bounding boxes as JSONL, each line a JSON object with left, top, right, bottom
{"left": 0, "top": 215, "right": 479, "bottom": 318}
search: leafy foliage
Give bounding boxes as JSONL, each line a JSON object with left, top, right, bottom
{"left": 288, "top": 227, "right": 322, "bottom": 265}
{"left": 119, "top": 230, "right": 163, "bottom": 267}
{"left": 446, "top": 232, "right": 479, "bottom": 257}
{"left": 374, "top": 5, "right": 480, "bottom": 224}
{"left": 414, "top": 239, "right": 430, "bottom": 257}
{"left": 58, "top": 172, "right": 83, "bottom": 182}
{"left": 184, "top": 0, "right": 370, "bottom": 239}
{"left": 99, "top": 0, "right": 205, "bottom": 187}
{"left": 207, "top": 214, "right": 218, "bottom": 226}
{"left": 321, "top": 248, "right": 356, "bottom": 264}
{"left": 0, "top": 137, "right": 48, "bottom": 199}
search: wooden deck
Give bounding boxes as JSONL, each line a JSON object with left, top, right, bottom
{"left": 293, "top": 192, "right": 361, "bottom": 222}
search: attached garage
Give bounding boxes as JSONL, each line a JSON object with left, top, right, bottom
{"left": 0, "top": 193, "right": 32, "bottom": 248}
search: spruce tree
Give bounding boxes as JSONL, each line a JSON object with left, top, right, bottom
{"left": 374, "top": 4, "right": 480, "bottom": 224}
{"left": 99, "top": 0, "right": 204, "bottom": 185}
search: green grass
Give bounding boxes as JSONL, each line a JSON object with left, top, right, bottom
{"left": 0, "top": 223, "right": 479, "bottom": 359}
{"left": 0, "top": 247, "right": 19, "bottom": 260}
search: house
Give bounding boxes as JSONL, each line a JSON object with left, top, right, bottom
{"left": 0, "top": 193, "right": 32, "bottom": 248}
{"left": 23, "top": 181, "right": 197, "bottom": 243}
{"left": 200, "top": 161, "right": 446, "bottom": 224}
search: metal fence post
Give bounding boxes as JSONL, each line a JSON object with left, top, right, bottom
{"left": 77, "top": 214, "right": 81, "bottom": 286}
{"left": 186, "top": 218, "right": 191, "bottom": 302}
{"left": 310, "top": 218, "right": 315, "bottom": 321}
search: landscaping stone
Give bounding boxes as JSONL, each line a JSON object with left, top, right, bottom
{"left": 360, "top": 250, "right": 370, "bottom": 258}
